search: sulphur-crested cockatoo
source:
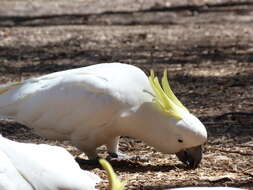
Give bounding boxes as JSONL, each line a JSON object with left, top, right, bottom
{"left": 0, "top": 63, "right": 207, "bottom": 168}
{"left": 0, "top": 135, "right": 100, "bottom": 190}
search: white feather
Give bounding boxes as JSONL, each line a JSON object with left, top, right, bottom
{"left": 0, "top": 135, "right": 100, "bottom": 190}
{"left": 0, "top": 150, "right": 33, "bottom": 190}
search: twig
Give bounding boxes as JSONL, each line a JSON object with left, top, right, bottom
{"left": 208, "top": 147, "right": 253, "bottom": 156}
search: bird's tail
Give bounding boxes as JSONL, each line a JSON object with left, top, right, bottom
{"left": 0, "top": 81, "right": 23, "bottom": 117}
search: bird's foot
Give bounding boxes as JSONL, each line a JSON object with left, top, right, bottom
{"left": 108, "top": 152, "right": 149, "bottom": 162}
{"left": 75, "top": 156, "right": 99, "bottom": 165}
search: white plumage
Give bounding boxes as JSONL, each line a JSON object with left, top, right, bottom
{"left": 0, "top": 63, "right": 207, "bottom": 167}
{"left": 0, "top": 149, "right": 33, "bottom": 190}
{"left": 0, "top": 135, "right": 100, "bottom": 190}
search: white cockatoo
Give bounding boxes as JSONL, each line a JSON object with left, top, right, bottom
{"left": 0, "top": 63, "right": 207, "bottom": 168}
{"left": 0, "top": 134, "right": 100, "bottom": 190}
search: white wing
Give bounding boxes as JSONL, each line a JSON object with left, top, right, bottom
{"left": 0, "top": 150, "right": 33, "bottom": 190}
{"left": 0, "top": 135, "right": 100, "bottom": 190}
{"left": 0, "top": 63, "right": 152, "bottom": 140}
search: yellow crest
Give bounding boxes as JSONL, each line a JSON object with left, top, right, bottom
{"left": 99, "top": 159, "right": 127, "bottom": 190}
{"left": 148, "top": 70, "right": 189, "bottom": 120}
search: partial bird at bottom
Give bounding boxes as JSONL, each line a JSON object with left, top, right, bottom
{"left": 0, "top": 135, "right": 100, "bottom": 190}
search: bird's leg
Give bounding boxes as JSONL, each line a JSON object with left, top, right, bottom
{"left": 107, "top": 136, "right": 149, "bottom": 162}
{"left": 75, "top": 145, "right": 100, "bottom": 165}
{"left": 86, "top": 149, "right": 99, "bottom": 159}
{"left": 107, "top": 136, "right": 122, "bottom": 159}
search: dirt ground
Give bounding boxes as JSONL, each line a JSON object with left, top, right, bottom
{"left": 0, "top": 0, "right": 252, "bottom": 189}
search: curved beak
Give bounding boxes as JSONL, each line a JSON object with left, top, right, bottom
{"left": 175, "top": 145, "right": 203, "bottom": 169}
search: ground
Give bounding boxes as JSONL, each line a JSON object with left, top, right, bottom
{"left": 0, "top": 0, "right": 252, "bottom": 189}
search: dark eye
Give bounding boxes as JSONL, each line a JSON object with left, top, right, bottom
{"left": 178, "top": 139, "right": 183, "bottom": 143}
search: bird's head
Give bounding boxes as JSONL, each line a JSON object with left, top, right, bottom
{"left": 148, "top": 70, "right": 207, "bottom": 168}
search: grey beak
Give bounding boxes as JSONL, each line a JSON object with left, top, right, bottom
{"left": 175, "top": 145, "right": 203, "bottom": 169}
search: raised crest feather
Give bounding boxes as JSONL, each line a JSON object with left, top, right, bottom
{"left": 161, "top": 70, "right": 189, "bottom": 112}
{"left": 148, "top": 70, "right": 189, "bottom": 120}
